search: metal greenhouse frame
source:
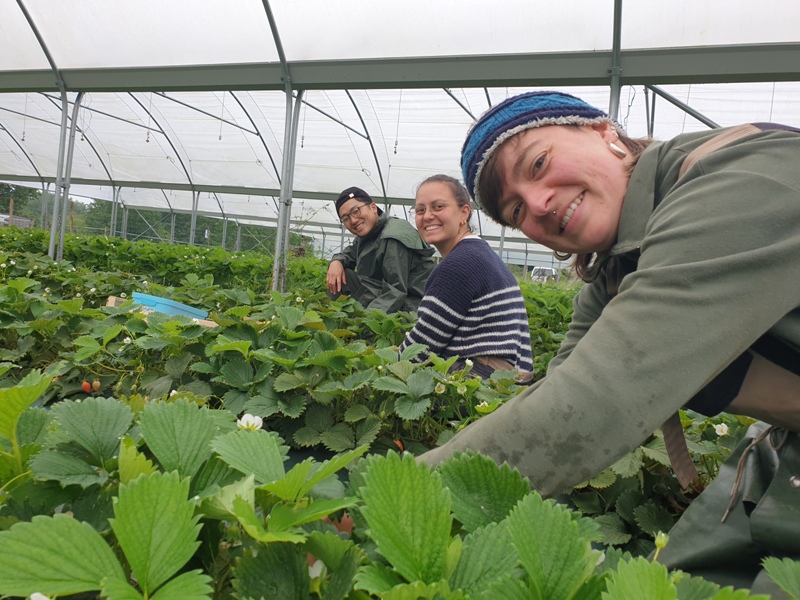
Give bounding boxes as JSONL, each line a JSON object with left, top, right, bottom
{"left": 1, "top": 0, "right": 799, "bottom": 288}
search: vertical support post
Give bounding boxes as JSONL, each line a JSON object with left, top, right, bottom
{"left": 644, "top": 86, "right": 656, "bottom": 137}
{"left": 235, "top": 223, "right": 242, "bottom": 251}
{"left": 121, "top": 207, "right": 129, "bottom": 239}
{"left": 189, "top": 191, "right": 199, "bottom": 246}
{"left": 279, "top": 89, "right": 304, "bottom": 288}
{"left": 523, "top": 244, "right": 529, "bottom": 280}
{"left": 271, "top": 89, "right": 305, "bottom": 291}
{"left": 608, "top": 0, "right": 623, "bottom": 120}
{"left": 222, "top": 218, "right": 228, "bottom": 249}
{"left": 56, "top": 92, "right": 84, "bottom": 261}
{"left": 40, "top": 182, "right": 50, "bottom": 230}
{"left": 110, "top": 187, "right": 118, "bottom": 237}
{"left": 170, "top": 212, "right": 176, "bottom": 244}
{"left": 47, "top": 90, "right": 71, "bottom": 259}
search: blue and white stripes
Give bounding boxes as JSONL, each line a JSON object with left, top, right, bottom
{"left": 399, "top": 237, "right": 534, "bottom": 371}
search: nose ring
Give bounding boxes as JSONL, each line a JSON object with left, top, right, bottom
{"left": 552, "top": 210, "right": 557, "bottom": 215}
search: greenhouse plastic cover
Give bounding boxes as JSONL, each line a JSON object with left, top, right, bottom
{"left": 1, "top": 0, "right": 799, "bottom": 258}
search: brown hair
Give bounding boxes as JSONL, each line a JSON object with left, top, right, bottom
{"left": 475, "top": 128, "right": 653, "bottom": 281}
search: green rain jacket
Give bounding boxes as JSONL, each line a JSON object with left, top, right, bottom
{"left": 331, "top": 213, "right": 435, "bottom": 313}
{"left": 420, "top": 126, "right": 800, "bottom": 497}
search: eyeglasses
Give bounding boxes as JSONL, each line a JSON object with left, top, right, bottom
{"left": 413, "top": 201, "right": 452, "bottom": 216}
{"left": 340, "top": 204, "right": 369, "bottom": 225}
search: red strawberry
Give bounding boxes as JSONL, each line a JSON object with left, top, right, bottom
{"left": 81, "top": 381, "right": 92, "bottom": 394}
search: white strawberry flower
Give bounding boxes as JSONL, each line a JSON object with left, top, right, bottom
{"left": 457, "top": 385, "right": 467, "bottom": 395}
{"left": 123, "top": 337, "right": 132, "bottom": 344}
{"left": 715, "top": 423, "right": 729, "bottom": 436}
{"left": 435, "top": 383, "right": 446, "bottom": 394}
{"left": 237, "top": 414, "right": 263, "bottom": 431}
{"left": 465, "top": 359, "right": 473, "bottom": 367}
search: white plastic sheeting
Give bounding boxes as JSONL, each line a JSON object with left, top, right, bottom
{"left": 2, "top": 0, "right": 798, "bottom": 72}
{"left": 0, "top": 0, "right": 799, "bottom": 263}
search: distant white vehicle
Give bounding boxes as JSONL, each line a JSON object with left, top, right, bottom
{"left": 530, "top": 266, "right": 559, "bottom": 282}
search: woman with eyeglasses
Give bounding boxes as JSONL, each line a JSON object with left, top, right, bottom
{"left": 398, "top": 174, "right": 533, "bottom": 379}
{"left": 327, "top": 186, "right": 435, "bottom": 313}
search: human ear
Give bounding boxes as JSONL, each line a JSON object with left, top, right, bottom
{"left": 590, "top": 121, "right": 616, "bottom": 142}
{"left": 460, "top": 203, "right": 471, "bottom": 224}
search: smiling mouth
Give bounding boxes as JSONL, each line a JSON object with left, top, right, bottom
{"left": 560, "top": 192, "right": 584, "bottom": 232}
{"left": 423, "top": 225, "right": 441, "bottom": 231}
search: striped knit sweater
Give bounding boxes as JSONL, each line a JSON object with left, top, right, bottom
{"left": 399, "top": 236, "right": 533, "bottom": 371}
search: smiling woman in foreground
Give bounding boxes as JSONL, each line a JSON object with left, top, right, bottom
{"left": 419, "top": 91, "right": 800, "bottom": 595}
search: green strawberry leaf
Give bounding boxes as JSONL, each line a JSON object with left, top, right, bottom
{"left": 211, "top": 429, "right": 286, "bottom": 485}
{"left": 30, "top": 451, "right": 107, "bottom": 487}
{"left": 438, "top": 452, "right": 530, "bottom": 533}
{"left": 633, "top": 502, "right": 675, "bottom": 538}
{"left": 232, "top": 541, "right": 310, "bottom": 599}
{"left": 406, "top": 369, "right": 435, "bottom": 399}
{"left": 449, "top": 522, "right": 519, "bottom": 597}
{"left": 360, "top": 452, "right": 452, "bottom": 584}
{"left": 51, "top": 396, "right": 134, "bottom": 464}
{"left": 394, "top": 395, "right": 431, "bottom": 421}
{"left": 139, "top": 399, "right": 218, "bottom": 479}
{"left": 0, "top": 514, "right": 124, "bottom": 597}
{"left": 601, "top": 557, "right": 676, "bottom": 600}
{"left": 73, "top": 335, "right": 102, "bottom": 361}
{"left": 0, "top": 370, "right": 51, "bottom": 443}
{"left": 150, "top": 570, "right": 213, "bottom": 600}
{"left": 762, "top": 557, "right": 800, "bottom": 599}
{"left": 507, "top": 493, "right": 596, "bottom": 600}
{"left": 118, "top": 435, "right": 157, "bottom": 485}
{"left": 109, "top": 471, "right": 202, "bottom": 596}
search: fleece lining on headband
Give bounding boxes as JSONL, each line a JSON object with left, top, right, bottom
{"left": 460, "top": 91, "right": 623, "bottom": 209}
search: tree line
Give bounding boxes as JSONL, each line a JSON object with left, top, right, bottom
{"left": 0, "top": 183, "right": 310, "bottom": 254}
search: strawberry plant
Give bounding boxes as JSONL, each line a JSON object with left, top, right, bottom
{"left": 1, "top": 372, "right": 795, "bottom": 599}
{"left": 0, "top": 230, "right": 769, "bottom": 582}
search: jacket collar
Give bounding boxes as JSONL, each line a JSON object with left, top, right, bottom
{"left": 607, "top": 141, "right": 661, "bottom": 257}
{"left": 359, "top": 211, "right": 389, "bottom": 243}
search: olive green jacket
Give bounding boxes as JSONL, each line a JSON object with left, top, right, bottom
{"left": 420, "top": 127, "right": 800, "bottom": 496}
{"left": 331, "top": 213, "right": 435, "bottom": 313}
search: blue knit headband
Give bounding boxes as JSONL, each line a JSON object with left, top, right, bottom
{"left": 461, "top": 91, "right": 622, "bottom": 209}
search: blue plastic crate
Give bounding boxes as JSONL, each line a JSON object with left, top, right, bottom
{"left": 131, "top": 292, "right": 209, "bottom": 320}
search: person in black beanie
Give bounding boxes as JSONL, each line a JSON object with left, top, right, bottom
{"left": 327, "top": 186, "right": 435, "bottom": 313}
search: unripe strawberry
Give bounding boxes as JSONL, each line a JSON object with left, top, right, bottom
{"left": 92, "top": 380, "right": 101, "bottom": 392}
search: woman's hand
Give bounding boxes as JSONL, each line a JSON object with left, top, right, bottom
{"left": 326, "top": 260, "right": 346, "bottom": 294}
